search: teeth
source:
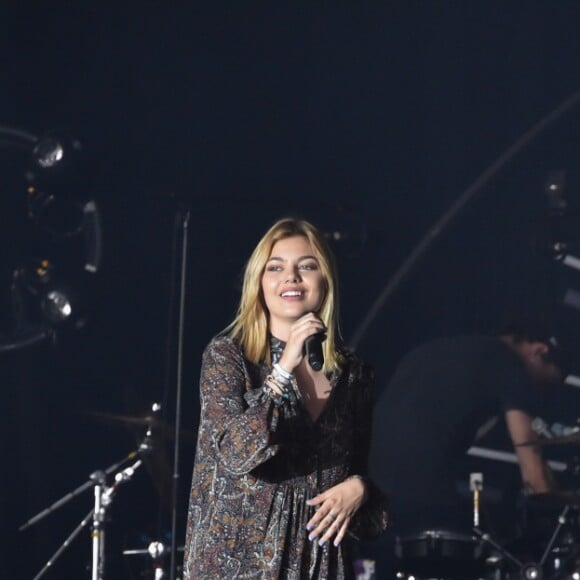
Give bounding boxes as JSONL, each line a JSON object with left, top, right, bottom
{"left": 282, "top": 291, "right": 302, "bottom": 297}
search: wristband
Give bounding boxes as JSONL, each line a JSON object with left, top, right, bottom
{"left": 273, "top": 362, "right": 293, "bottom": 381}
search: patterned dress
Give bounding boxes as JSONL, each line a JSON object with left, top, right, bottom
{"left": 183, "top": 335, "right": 388, "bottom": 579}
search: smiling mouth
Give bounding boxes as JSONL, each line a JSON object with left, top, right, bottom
{"left": 281, "top": 290, "right": 303, "bottom": 298}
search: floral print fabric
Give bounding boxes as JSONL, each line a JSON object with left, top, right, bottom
{"left": 183, "top": 335, "right": 388, "bottom": 579}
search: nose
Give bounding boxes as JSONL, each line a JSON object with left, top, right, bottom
{"left": 286, "top": 268, "right": 301, "bottom": 283}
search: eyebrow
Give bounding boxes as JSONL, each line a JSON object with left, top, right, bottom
{"left": 267, "top": 255, "right": 318, "bottom": 262}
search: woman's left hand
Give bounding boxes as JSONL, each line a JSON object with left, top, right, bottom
{"left": 305, "top": 476, "right": 366, "bottom": 546}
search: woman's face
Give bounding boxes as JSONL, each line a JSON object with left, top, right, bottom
{"left": 261, "top": 235, "right": 326, "bottom": 334}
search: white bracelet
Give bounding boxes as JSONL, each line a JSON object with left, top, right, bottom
{"left": 273, "top": 362, "right": 293, "bottom": 381}
{"left": 271, "top": 367, "right": 291, "bottom": 388}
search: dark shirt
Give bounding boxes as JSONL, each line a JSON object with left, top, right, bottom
{"left": 370, "top": 336, "right": 537, "bottom": 533}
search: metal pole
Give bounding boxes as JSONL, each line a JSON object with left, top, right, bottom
{"left": 92, "top": 481, "right": 105, "bottom": 580}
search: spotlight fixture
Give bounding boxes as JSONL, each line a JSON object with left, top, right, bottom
{"left": 42, "top": 289, "right": 73, "bottom": 323}
{"left": 0, "top": 125, "right": 100, "bottom": 352}
{"left": 28, "top": 131, "right": 83, "bottom": 180}
{"left": 25, "top": 131, "right": 88, "bottom": 239}
{"left": 33, "top": 137, "right": 65, "bottom": 169}
{"left": 10, "top": 259, "right": 84, "bottom": 330}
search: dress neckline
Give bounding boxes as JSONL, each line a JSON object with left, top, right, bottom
{"left": 268, "top": 334, "right": 339, "bottom": 425}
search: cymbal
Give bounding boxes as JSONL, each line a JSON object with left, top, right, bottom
{"left": 87, "top": 410, "right": 165, "bottom": 428}
{"left": 83, "top": 410, "right": 192, "bottom": 510}
{"left": 519, "top": 430, "right": 580, "bottom": 448}
{"left": 526, "top": 490, "right": 580, "bottom": 508}
{"left": 84, "top": 411, "right": 193, "bottom": 442}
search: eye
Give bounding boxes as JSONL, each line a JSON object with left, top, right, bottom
{"left": 300, "top": 262, "right": 318, "bottom": 270}
{"left": 266, "top": 264, "right": 283, "bottom": 272}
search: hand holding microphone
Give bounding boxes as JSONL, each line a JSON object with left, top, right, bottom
{"left": 278, "top": 313, "right": 326, "bottom": 374}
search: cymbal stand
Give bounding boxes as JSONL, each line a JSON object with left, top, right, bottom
{"left": 21, "top": 425, "right": 153, "bottom": 579}
{"left": 470, "top": 472, "right": 483, "bottom": 528}
{"left": 30, "top": 459, "right": 142, "bottom": 580}
{"left": 91, "top": 459, "right": 143, "bottom": 580}
{"left": 473, "top": 527, "right": 528, "bottom": 573}
{"left": 123, "top": 541, "right": 179, "bottom": 579}
{"left": 32, "top": 508, "right": 94, "bottom": 580}
{"left": 538, "top": 504, "right": 571, "bottom": 571}
{"left": 475, "top": 504, "right": 577, "bottom": 579}
{"left": 470, "top": 471, "right": 534, "bottom": 578}
{"left": 92, "top": 470, "right": 106, "bottom": 580}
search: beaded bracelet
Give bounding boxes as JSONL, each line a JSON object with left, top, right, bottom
{"left": 272, "top": 368, "right": 300, "bottom": 403}
{"left": 265, "top": 374, "right": 291, "bottom": 401}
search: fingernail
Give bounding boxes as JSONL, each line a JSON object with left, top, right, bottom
{"left": 309, "top": 534, "right": 315, "bottom": 541}
{"left": 318, "top": 539, "right": 326, "bottom": 546}
{"left": 306, "top": 524, "right": 313, "bottom": 531}
{"left": 333, "top": 540, "right": 340, "bottom": 547}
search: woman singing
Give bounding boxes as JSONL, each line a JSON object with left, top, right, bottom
{"left": 183, "top": 217, "right": 388, "bottom": 579}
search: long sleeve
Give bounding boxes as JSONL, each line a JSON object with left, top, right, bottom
{"left": 348, "top": 360, "right": 390, "bottom": 539}
{"left": 198, "top": 336, "right": 282, "bottom": 475}
{"left": 185, "top": 339, "right": 381, "bottom": 578}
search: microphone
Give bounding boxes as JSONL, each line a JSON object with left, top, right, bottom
{"left": 305, "top": 333, "right": 324, "bottom": 371}
{"left": 531, "top": 417, "right": 553, "bottom": 439}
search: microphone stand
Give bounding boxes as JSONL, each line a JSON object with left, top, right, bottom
{"left": 168, "top": 207, "right": 190, "bottom": 580}
{"left": 20, "top": 428, "right": 152, "bottom": 579}
{"left": 157, "top": 200, "right": 192, "bottom": 580}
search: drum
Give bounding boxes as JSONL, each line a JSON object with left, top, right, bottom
{"left": 395, "top": 529, "right": 486, "bottom": 579}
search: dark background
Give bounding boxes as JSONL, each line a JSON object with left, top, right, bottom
{"left": 0, "top": 3, "right": 580, "bottom": 578}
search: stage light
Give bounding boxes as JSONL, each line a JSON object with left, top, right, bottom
{"left": 25, "top": 131, "right": 88, "bottom": 239}
{"left": 0, "top": 125, "right": 100, "bottom": 352}
{"left": 42, "top": 289, "right": 73, "bottom": 323}
{"left": 28, "top": 131, "right": 83, "bottom": 179}
{"left": 18, "top": 258, "right": 87, "bottom": 329}
{"left": 33, "top": 137, "right": 65, "bottom": 169}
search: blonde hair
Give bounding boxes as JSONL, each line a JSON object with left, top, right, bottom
{"left": 228, "top": 217, "right": 342, "bottom": 372}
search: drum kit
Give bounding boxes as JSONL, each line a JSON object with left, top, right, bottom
{"left": 393, "top": 432, "right": 580, "bottom": 580}
{"left": 21, "top": 407, "right": 580, "bottom": 579}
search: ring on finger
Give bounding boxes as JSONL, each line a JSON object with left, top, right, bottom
{"left": 327, "top": 513, "right": 337, "bottom": 522}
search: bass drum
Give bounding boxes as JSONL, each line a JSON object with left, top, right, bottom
{"left": 395, "top": 529, "right": 486, "bottom": 579}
